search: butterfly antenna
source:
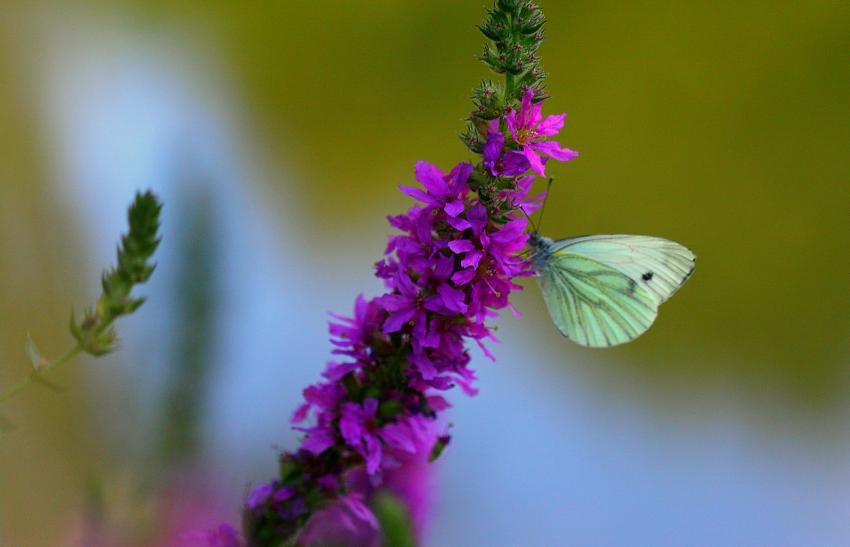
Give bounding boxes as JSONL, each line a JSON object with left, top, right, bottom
{"left": 536, "top": 178, "right": 554, "bottom": 234}
{"left": 520, "top": 207, "right": 538, "bottom": 233}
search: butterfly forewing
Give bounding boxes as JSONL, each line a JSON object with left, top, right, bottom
{"left": 539, "top": 251, "right": 658, "bottom": 347}
{"left": 550, "top": 235, "right": 695, "bottom": 305}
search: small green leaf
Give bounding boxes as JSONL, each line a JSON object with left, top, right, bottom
{"left": 373, "top": 492, "right": 416, "bottom": 547}
{"left": 429, "top": 434, "right": 451, "bottom": 462}
{"left": 69, "top": 310, "right": 83, "bottom": 343}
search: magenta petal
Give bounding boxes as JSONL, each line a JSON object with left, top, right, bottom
{"left": 303, "top": 383, "right": 344, "bottom": 409}
{"left": 444, "top": 199, "right": 465, "bottom": 217}
{"left": 395, "top": 271, "right": 418, "bottom": 295}
{"left": 322, "top": 361, "right": 360, "bottom": 382}
{"left": 184, "top": 524, "right": 242, "bottom": 547}
{"left": 378, "top": 294, "right": 411, "bottom": 312}
{"left": 521, "top": 199, "right": 544, "bottom": 215}
{"left": 399, "top": 185, "right": 432, "bottom": 204}
{"left": 413, "top": 214, "right": 433, "bottom": 247}
{"left": 363, "top": 398, "right": 379, "bottom": 417}
{"left": 420, "top": 325, "right": 442, "bottom": 348}
{"left": 483, "top": 131, "right": 505, "bottom": 173}
{"left": 522, "top": 145, "right": 547, "bottom": 177}
{"left": 340, "top": 405, "right": 364, "bottom": 446}
{"left": 353, "top": 293, "right": 368, "bottom": 318}
{"left": 423, "top": 294, "right": 447, "bottom": 314}
{"left": 536, "top": 113, "right": 566, "bottom": 136}
{"left": 516, "top": 175, "right": 535, "bottom": 194}
{"left": 460, "top": 250, "right": 483, "bottom": 270}
{"left": 438, "top": 283, "right": 468, "bottom": 313}
{"left": 445, "top": 216, "right": 471, "bottom": 231}
{"left": 427, "top": 395, "right": 452, "bottom": 411}
{"left": 500, "top": 150, "right": 531, "bottom": 176}
{"left": 527, "top": 101, "right": 543, "bottom": 127}
{"left": 383, "top": 308, "right": 417, "bottom": 333}
{"left": 414, "top": 160, "right": 448, "bottom": 197}
{"left": 448, "top": 240, "right": 476, "bottom": 253}
{"left": 433, "top": 254, "right": 454, "bottom": 280}
{"left": 380, "top": 422, "right": 417, "bottom": 453}
{"left": 274, "top": 486, "right": 297, "bottom": 501}
{"left": 533, "top": 140, "right": 579, "bottom": 162}
{"left": 449, "top": 162, "right": 474, "bottom": 191}
{"left": 246, "top": 484, "right": 274, "bottom": 509}
{"left": 302, "top": 429, "right": 335, "bottom": 455}
{"left": 364, "top": 435, "right": 382, "bottom": 474}
{"left": 505, "top": 109, "right": 519, "bottom": 140}
{"left": 410, "top": 352, "right": 437, "bottom": 380}
{"left": 466, "top": 203, "right": 489, "bottom": 234}
{"left": 451, "top": 269, "right": 477, "bottom": 285}
{"left": 455, "top": 374, "right": 479, "bottom": 396}
{"left": 291, "top": 403, "right": 310, "bottom": 424}
{"left": 340, "top": 496, "right": 379, "bottom": 531}
{"left": 492, "top": 218, "right": 527, "bottom": 243}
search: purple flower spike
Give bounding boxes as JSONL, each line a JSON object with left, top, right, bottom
{"left": 238, "top": 10, "right": 576, "bottom": 543}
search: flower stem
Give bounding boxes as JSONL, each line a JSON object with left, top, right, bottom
{"left": 0, "top": 343, "right": 83, "bottom": 404}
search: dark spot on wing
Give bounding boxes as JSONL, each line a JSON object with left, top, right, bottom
{"left": 642, "top": 271, "right": 654, "bottom": 281}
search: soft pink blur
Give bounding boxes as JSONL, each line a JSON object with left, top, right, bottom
{"left": 62, "top": 469, "right": 240, "bottom": 547}
{"left": 299, "top": 434, "right": 436, "bottom": 546}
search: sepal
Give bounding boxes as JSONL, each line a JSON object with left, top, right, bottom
{"left": 25, "top": 334, "right": 48, "bottom": 371}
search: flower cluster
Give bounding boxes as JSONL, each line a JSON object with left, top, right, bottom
{"left": 220, "top": 3, "right": 579, "bottom": 545}
{"left": 485, "top": 88, "right": 578, "bottom": 178}
{"left": 237, "top": 90, "right": 574, "bottom": 545}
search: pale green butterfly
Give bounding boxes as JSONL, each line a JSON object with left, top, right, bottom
{"left": 528, "top": 232, "right": 695, "bottom": 348}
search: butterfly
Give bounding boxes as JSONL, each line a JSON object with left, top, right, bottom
{"left": 528, "top": 232, "right": 695, "bottom": 347}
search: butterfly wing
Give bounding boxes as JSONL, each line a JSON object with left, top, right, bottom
{"left": 551, "top": 235, "right": 696, "bottom": 305}
{"left": 537, "top": 235, "right": 695, "bottom": 347}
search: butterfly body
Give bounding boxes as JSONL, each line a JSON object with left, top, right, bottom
{"left": 528, "top": 233, "right": 695, "bottom": 348}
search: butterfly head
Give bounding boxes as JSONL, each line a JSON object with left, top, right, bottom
{"left": 528, "top": 232, "right": 553, "bottom": 250}
{"left": 525, "top": 178, "right": 555, "bottom": 272}
{"left": 527, "top": 232, "right": 554, "bottom": 273}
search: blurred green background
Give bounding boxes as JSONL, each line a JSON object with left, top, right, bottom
{"left": 1, "top": 1, "right": 848, "bottom": 545}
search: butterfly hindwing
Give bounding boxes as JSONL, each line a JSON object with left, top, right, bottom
{"left": 538, "top": 251, "right": 658, "bottom": 347}
{"left": 536, "top": 235, "right": 695, "bottom": 347}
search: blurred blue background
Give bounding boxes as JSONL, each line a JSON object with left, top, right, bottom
{"left": 0, "top": 1, "right": 848, "bottom": 545}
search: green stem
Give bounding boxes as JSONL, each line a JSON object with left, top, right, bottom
{"left": 504, "top": 72, "right": 515, "bottom": 104}
{"left": 0, "top": 343, "right": 83, "bottom": 403}
{"left": 503, "top": 7, "right": 517, "bottom": 102}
